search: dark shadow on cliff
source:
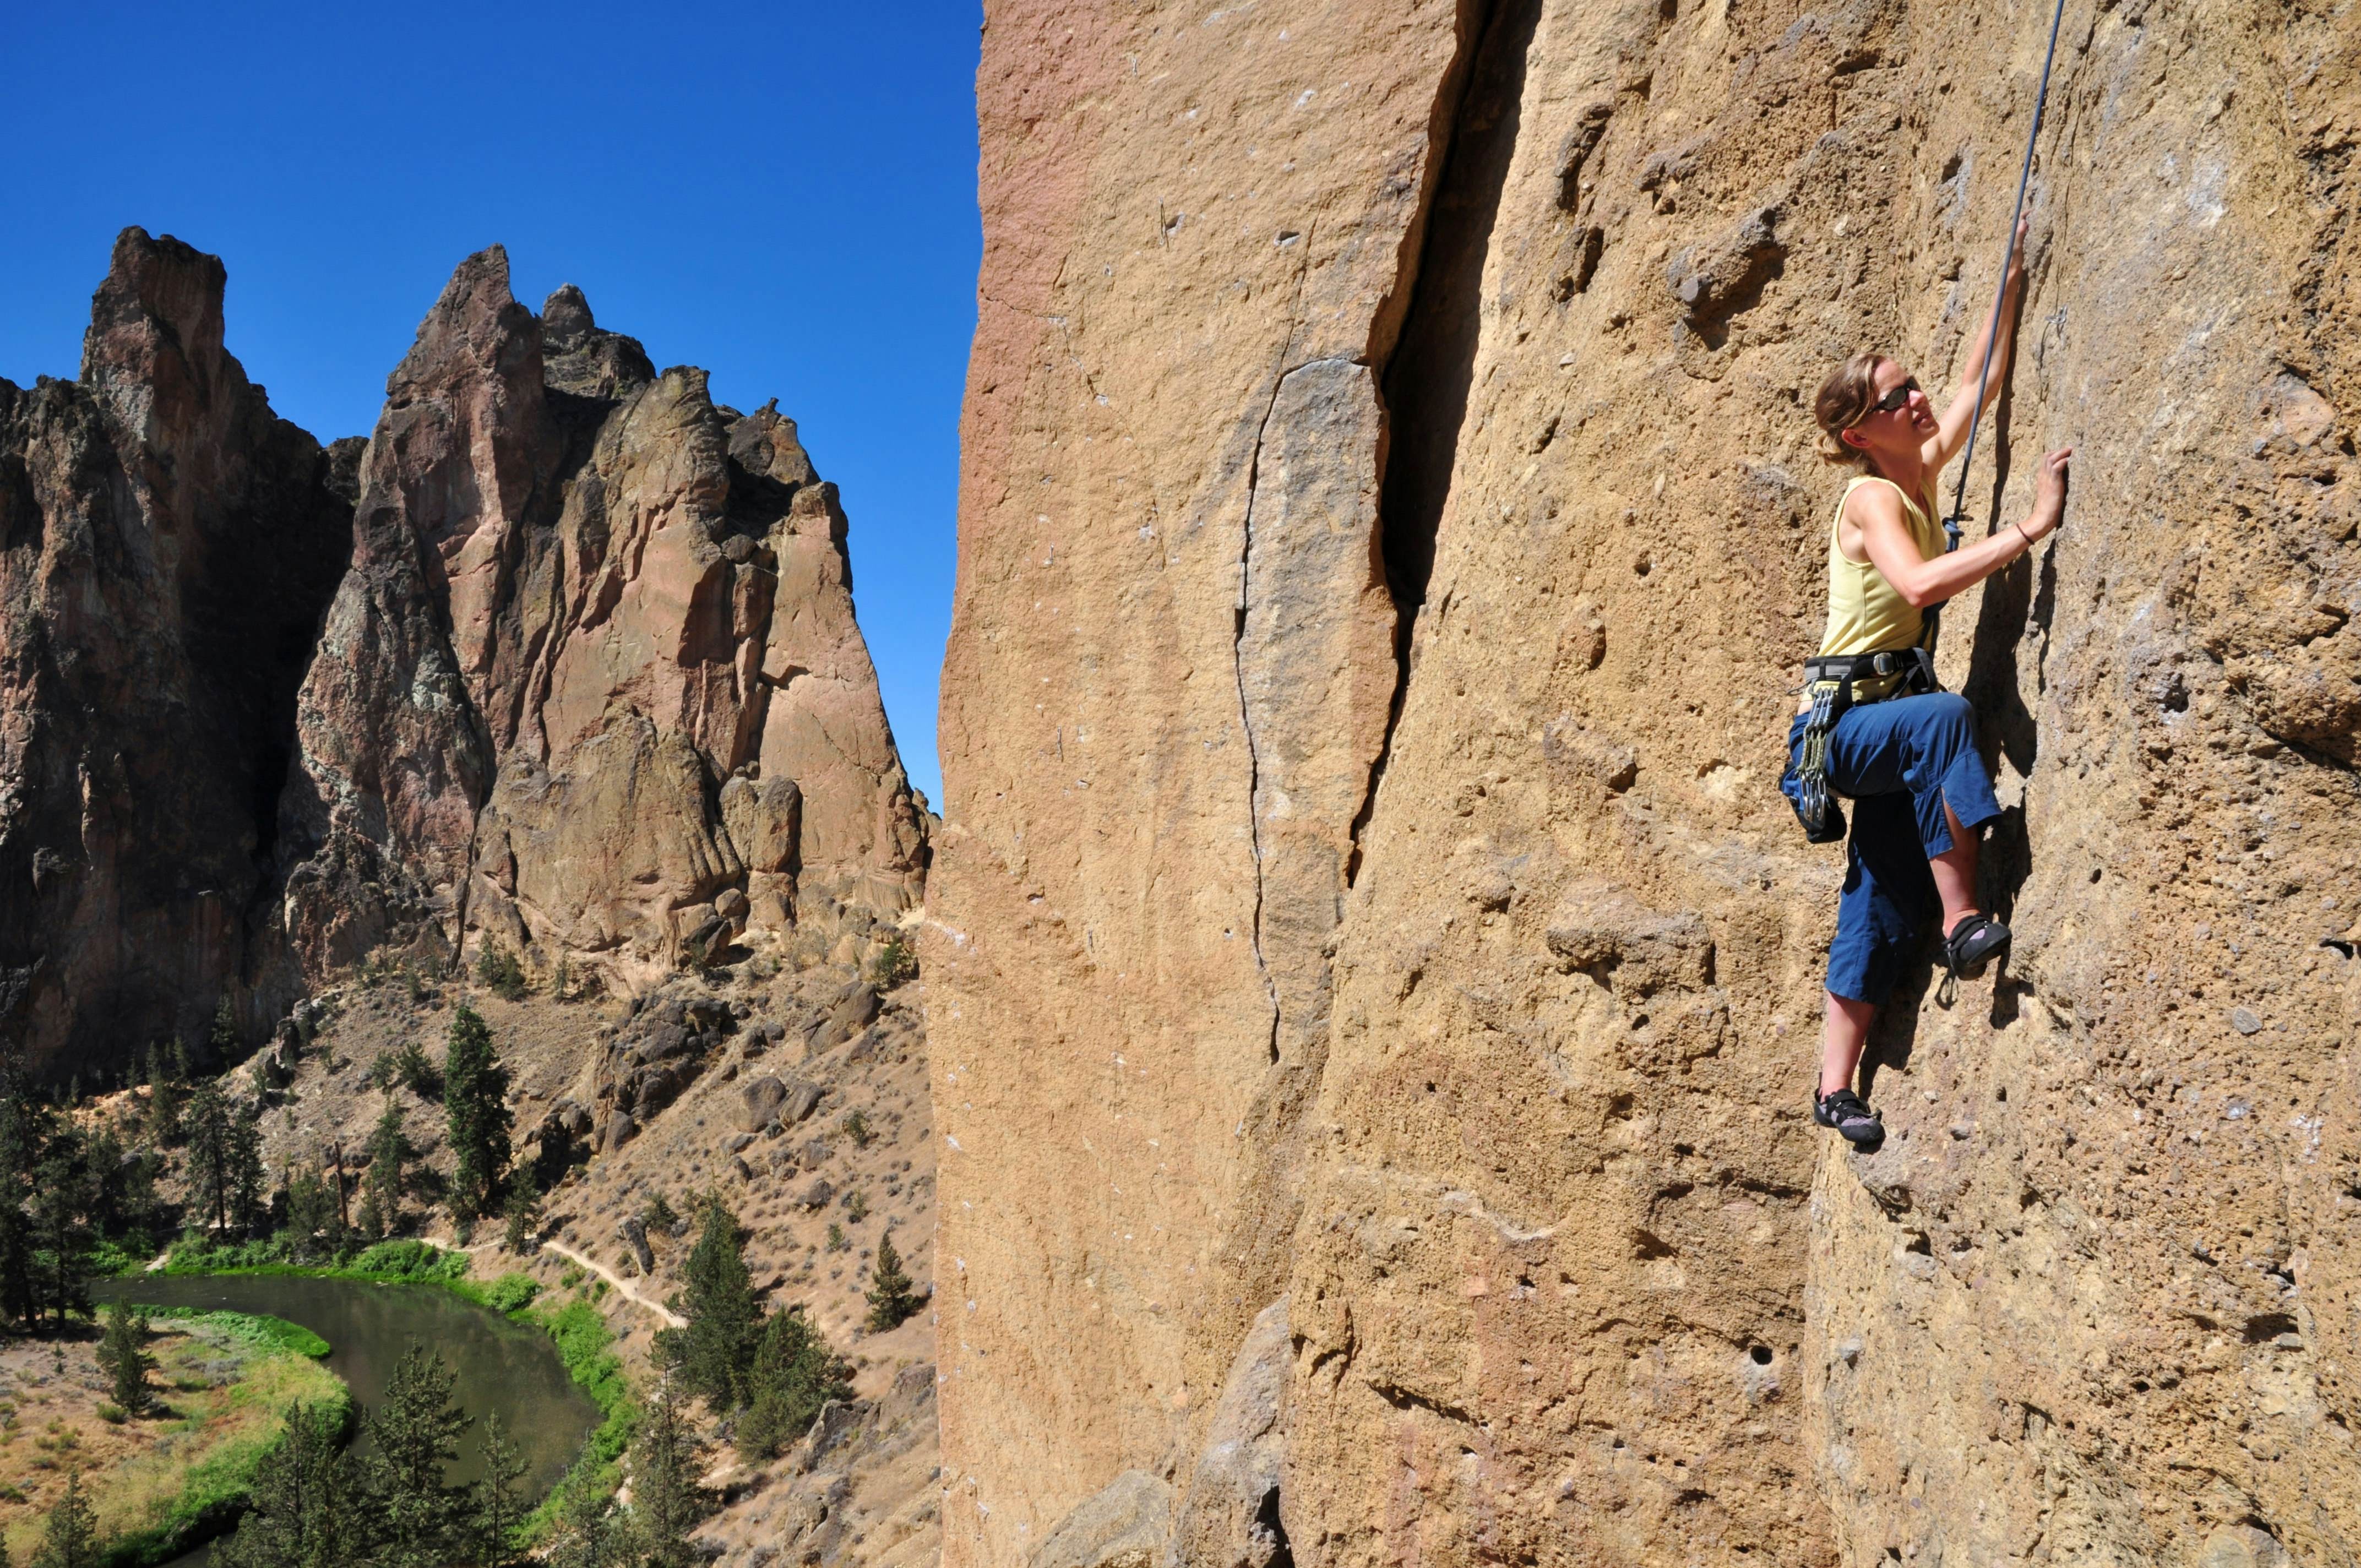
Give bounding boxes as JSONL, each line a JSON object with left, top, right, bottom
{"left": 1858, "top": 961, "right": 1929, "bottom": 1104}
{"left": 1346, "top": 0, "right": 1542, "bottom": 884}
{"left": 1375, "top": 0, "right": 1543, "bottom": 616}
{"left": 1955, "top": 309, "right": 2063, "bottom": 932}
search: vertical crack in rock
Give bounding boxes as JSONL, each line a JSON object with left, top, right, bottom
{"left": 1352, "top": 0, "right": 1544, "bottom": 877}
{"left": 1210, "top": 0, "right": 1529, "bottom": 1342}
{"left": 1235, "top": 356, "right": 1399, "bottom": 1066}
{"left": 1378, "top": 0, "right": 1541, "bottom": 609}
{"left": 1233, "top": 372, "right": 1291, "bottom": 1063}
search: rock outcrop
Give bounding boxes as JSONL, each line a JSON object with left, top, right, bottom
{"left": 0, "top": 228, "right": 353, "bottom": 1068}
{"left": 933, "top": 3, "right": 2360, "bottom": 1566}
{"left": 2, "top": 231, "right": 927, "bottom": 1079}
{"left": 283, "top": 248, "right": 928, "bottom": 990}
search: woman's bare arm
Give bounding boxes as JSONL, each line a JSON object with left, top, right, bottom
{"left": 1923, "top": 219, "right": 2028, "bottom": 473}
{"left": 1848, "top": 448, "right": 2074, "bottom": 609}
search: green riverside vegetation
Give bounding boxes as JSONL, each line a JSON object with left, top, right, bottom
{"left": 1, "top": 1308, "right": 346, "bottom": 1568}
{"left": 210, "top": 1340, "right": 530, "bottom": 1568}
{"left": 3, "top": 993, "right": 871, "bottom": 1565}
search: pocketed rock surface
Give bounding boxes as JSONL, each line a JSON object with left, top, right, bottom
{"left": 932, "top": 2, "right": 2361, "bottom": 1565}
{"left": 248, "top": 959, "right": 939, "bottom": 1567}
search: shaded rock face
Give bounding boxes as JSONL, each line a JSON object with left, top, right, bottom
{"left": 934, "top": 4, "right": 2360, "bottom": 1567}
{"left": 0, "top": 228, "right": 353, "bottom": 1068}
{"left": 281, "top": 247, "right": 928, "bottom": 988}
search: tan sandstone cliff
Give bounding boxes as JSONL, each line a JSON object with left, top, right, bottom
{"left": 932, "top": 2, "right": 2361, "bottom": 1565}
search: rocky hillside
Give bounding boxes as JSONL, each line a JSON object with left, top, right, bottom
{"left": 247, "top": 957, "right": 940, "bottom": 1567}
{"left": 0, "top": 233, "right": 928, "bottom": 1077}
{"left": 931, "top": 2, "right": 2360, "bottom": 1565}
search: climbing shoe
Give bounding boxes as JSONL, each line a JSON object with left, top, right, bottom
{"left": 1945, "top": 912, "right": 2011, "bottom": 976}
{"left": 1813, "top": 1088, "right": 1884, "bottom": 1147}
{"left": 1936, "top": 912, "right": 2011, "bottom": 1005}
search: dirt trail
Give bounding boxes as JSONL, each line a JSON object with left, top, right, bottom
{"left": 535, "top": 1237, "right": 686, "bottom": 1328}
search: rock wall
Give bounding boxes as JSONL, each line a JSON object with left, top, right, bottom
{"left": 0, "top": 229, "right": 354, "bottom": 1069}
{"left": 932, "top": 2, "right": 2361, "bottom": 1565}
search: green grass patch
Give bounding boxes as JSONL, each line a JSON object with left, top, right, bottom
{"left": 88, "top": 1237, "right": 159, "bottom": 1279}
{"left": 0, "top": 1313, "right": 349, "bottom": 1568}
{"left": 95, "top": 1386, "right": 356, "bottom": 1568}
{"left": 97, "top": 1385, "right": 356, "bottom": 1568}
{"left": 515, "top": 1298, "right": 638, "bottom": 1538}
{"left": 138, "top": 1307, "right": 330, "bottom": 1359}
{"left": 161, "top": 1235, "right": 474, "bottom": 1287}
{"left": 481, "top": 1272, "right": 541, "bottom": 1314}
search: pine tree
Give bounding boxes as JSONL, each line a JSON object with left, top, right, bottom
{"left": 28, "top": 1471, "right": 98, "bottom": 1568}
{"left": 228, "top": 1104, "right": 268, "bottom": 1237}
{"left": 284, "top": 1169, "right": 342, "bottom": 1261}
{"left": 183, "top": 1079, "right": 233, "bottom": 1236}
{"left": 355, "top": 1180, "right": 386, "bottom": 1245}
{"left": 95, "top": 1300, "right": 153, "bottom": 1414}
{"left": 663, "top": 1195, "right": 758, "bottom": 1411}
{"left": 443, "top": 1005, "right": 512, "bottom": 1222}
{"left": 207, "top": 995, "right": 241, "bottom": 1068}
{"left": 502, "top": 1171, "right": 540, "bottom": 1256}
{"left": 362, "top": 1096, "right": 414, "bottom": 1238}
{"left": 82, "top": 1124, "right": 145, "bottom": 1247}
{"left": 367, "top": 1340, "right": 475, "bottom": 1568}
{"left": 631, "top": 1379, "right": 707, "bottom": 1568}
{"left": 734, "top": 1304, "right": 851, "bottom": 1460}
{"left": 474, "top": 1409, "right": 529, "bottom": 1567}
{"left": 28, "top": 1125, "right": 91, "bottom": 1328}
{"left": 213, "top": 1401, "right": 375, "bottom": 1568}
{"left": 864, "top": 1229, "right": 920, "bottom": 1333}
{"left": 543, "top": 1466, "right": 628, "bottom": 1568}
{"left": 0, "top": 1059, "right": 42, "bottom": 1330}
{"left": 390, "top": 1039, "right": 438, "bottom": 1098}
{"left": 143, "top": 1044, "right": 184, "bottom": 1147}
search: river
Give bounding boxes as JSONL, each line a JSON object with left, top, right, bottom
{"left": 94, "top": 1273, "right": 601, "bottom": 1563}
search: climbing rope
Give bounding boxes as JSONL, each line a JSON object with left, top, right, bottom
{"left": 1925, "top": 0, "right": 2071, "bottom": 657}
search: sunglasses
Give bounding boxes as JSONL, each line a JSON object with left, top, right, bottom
{"left": 1859, "top": 377, "right": 1922, "bottom": 418}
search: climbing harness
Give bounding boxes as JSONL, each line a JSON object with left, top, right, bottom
{"left": 1789, "top": 648, "right": 1940, "bottom": 843}
{"left": 1790, "top": 0, "right": 2069, "bottom": 848}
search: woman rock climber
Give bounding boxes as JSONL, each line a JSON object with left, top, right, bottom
{"left": 1782, "top": 220, "right": 2072, "bottom": 1147}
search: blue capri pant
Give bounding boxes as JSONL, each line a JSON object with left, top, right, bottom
{"left": 1781, "top": 691, "right": 2003, "bottom": 1004}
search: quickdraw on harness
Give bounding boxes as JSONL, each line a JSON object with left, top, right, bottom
{"left": 1789, "top": 0, "right": 2067, "bottom": 848}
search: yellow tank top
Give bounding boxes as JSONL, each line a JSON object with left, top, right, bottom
{"left": 1816, "top": 475, "right": 1946, "bottom": 697}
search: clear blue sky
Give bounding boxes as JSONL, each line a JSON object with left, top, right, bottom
{"left": 0, "top": 3, "right": 978, "bottom": 807}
